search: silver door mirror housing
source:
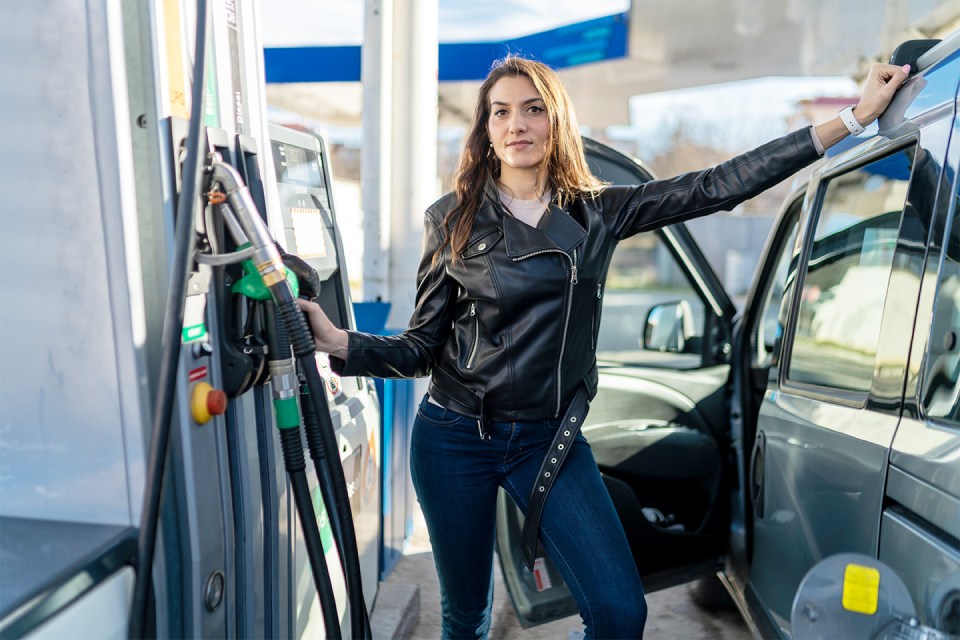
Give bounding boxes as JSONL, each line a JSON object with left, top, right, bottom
{"left": 643, "top": 300, "right": 695, "bottom": 353}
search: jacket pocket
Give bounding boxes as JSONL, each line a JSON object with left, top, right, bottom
{"left": 466, "top": 301, "right": 479, "bottom": 369}
{"left": 461, "top": 229, "right": 503, "bottom": 260}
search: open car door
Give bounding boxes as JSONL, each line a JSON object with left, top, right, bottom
{"left": 495, "top": 138, "right": 739, "bottom": 626}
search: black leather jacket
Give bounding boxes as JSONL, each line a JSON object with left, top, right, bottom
{"left": 332, "top": 127, "right": 820, "bottom": 422}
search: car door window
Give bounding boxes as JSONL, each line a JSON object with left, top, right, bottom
{"left": 754, "top": 205, "right": 801, "bottom": 368}
{"left": 922, "top": 205, "right": 960, "bottom": 424}
{"left": 786, "top": 149, "right": 914, "bottom": 393}
{"left": 597, "top": 230, "right": 705, "bottom": 368}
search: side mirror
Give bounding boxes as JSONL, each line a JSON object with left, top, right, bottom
{"left": 643, "top": 300, "right": 695, "bottom": 353}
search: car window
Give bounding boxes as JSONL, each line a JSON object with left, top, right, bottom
{"left": 787, "top": 149, "right": 913, "bottom": 392}
{"left": 922, "top": 204, "right": 960, "bottom": 424}
{"left": 754, "top": 205, "right": 801, "bottom": 368}
{"left": 597, "top": 230, "right": 705, "bottom": 368}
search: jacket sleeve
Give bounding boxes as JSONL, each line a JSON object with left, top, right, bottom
{"left": 329, "top": 212, "right": 456, "bottom": 378}
{"left": 605, "top": 127, "right": 821, "bottom": 240}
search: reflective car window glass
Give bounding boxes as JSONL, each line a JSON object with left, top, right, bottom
{"left": 755, "top": 213, "right": 800, "bottom": 368}
{"left": 922, "top": 205, "right": 960, "bottom": 424}
{"left": 598, "top": 231, "right": 705, "bottom": 367}
{"left": 788, "top": 150, "right": 913, "bottom": 392}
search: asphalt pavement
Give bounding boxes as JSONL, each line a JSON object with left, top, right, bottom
{"left": 373, "top": 506, "right": 752, "bottom": 640}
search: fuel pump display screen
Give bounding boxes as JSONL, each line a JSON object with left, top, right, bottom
{"left": 269, "top": 126, "right": 338, "bottom": 281}
{"left": 272, "top": 142, "right": 325, "bottom": 191}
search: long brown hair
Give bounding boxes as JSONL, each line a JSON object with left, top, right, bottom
{"left": 434, "top": 55, "right": 604, "bottom": 266}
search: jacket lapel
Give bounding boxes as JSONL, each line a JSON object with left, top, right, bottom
{"left": 503, "top": 202, "right": 586, "bottom": 259}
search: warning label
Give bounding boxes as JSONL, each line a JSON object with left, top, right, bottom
{"left": 532, "top": 557, "right": 553, "bottom": 592}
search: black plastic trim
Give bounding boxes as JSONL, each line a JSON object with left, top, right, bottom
{"left": 890, "top": 39, "right": 941, "bottom": 70}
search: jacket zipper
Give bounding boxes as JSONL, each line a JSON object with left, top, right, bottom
{"left": 591, "top": 282, "right": 602, "bottom": 350}
{"left": 512, "top": 248, "right": 578, "bottom": 416}
{"left": 466, "top": 301, "right": 479, "bottom": 369}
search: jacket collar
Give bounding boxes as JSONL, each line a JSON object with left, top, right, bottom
{"left": 499, "top": 201, "right": 587, "bottom": 258}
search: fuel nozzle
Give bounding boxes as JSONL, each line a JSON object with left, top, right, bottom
{"left": 210, "top": 162, "right": 289, "bottom": 299}
{"left": 277, "top": 247, "right": 321, "bottom": 300}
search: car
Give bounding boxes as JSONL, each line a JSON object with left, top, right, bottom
{"left": 496, "top": 33, "right": 960, "bottom": 639}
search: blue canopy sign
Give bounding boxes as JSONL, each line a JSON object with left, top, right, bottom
{"left": 264, "top": 12, "right": 629, "bottom": 83}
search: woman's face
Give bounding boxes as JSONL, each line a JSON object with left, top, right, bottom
{"left": 487, "top": 75, "right": 550, "bottom": 175}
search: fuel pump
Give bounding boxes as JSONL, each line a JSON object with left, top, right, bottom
{"left": 128, "top": 0, "right": 371, "bottom": 636}
{"left": 204, "top": 188, "right": 342, "bottom": 639}
{"left": 266, "top": 123, "right": 379, "bottom": 636}
{"left": 132, "top": 151, "right": 372, "bottom": 639}
{"left": 206, "top": 160, "right": 371, "bottom": 638}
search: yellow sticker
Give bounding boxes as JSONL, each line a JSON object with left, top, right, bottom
{"left": 162, "top": 0, "right": 189, "bottom": 119}
{"left": 842, "top": 564, "right": 880, "bottom": 615}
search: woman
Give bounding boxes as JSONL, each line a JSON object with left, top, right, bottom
{"left": 299, "top": 56, "right": 910, "bottom": 639}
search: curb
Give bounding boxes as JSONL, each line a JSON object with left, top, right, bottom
{"left": 371, "top": 581, "right": 420, "bottom": 640}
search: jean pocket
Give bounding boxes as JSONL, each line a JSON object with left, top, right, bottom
{"left": 416, "top": 398, "right": 469, "bottom": 427}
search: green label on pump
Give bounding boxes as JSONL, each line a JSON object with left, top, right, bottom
{"left": 311, "top": 487, "right": 335, "bottom": 554}
{"left": 203, "top": 36, "right": 220, "bottom": 127}
{"left": 182, "top": 323, "right": 208, "bottom": 342}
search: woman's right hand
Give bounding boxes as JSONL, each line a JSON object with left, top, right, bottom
{"left": 853, "top": 62, "right": 912, "bottom": 125}
{"left": 295, "top": 298, "right": 350, "bottom": 360}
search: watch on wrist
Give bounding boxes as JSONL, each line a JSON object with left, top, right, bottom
{"left": 838, "top": 105, "right": 866, "bottom": 136}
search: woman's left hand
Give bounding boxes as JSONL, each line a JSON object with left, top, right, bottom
{"left": 853, "top": 62, "right": 912, "bottom": 125}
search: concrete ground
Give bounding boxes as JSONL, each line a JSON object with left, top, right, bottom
{"left": 374, "top": 507, "right": 752, "bottom": 640}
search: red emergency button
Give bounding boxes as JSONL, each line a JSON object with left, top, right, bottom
{"left": 191, "top": 382, "right": 227, "bottom": 425}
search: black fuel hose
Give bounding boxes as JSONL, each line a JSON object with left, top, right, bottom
{"left": 278, "top": 279, "right": 372, "bottom": 640}
{"left": 129, "top": 0, "right": 208, "bottom": 637}
{"left": 282, "top": 436, "right": 342, "bottom": 639}
{"left": 213, "top": 163, "right": 370, "bottom": 638}
{"left": 297, "top": 362, "right": 348, "bottom": 575}
{"left": 263, "top": 305, "right": 341, "bottom": 639}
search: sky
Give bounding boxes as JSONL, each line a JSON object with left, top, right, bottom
{"left": 261, "top": 0, "right": 631, "bottom": 46}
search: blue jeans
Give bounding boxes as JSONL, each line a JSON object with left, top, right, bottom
{"left": 410, "top": 395, "right": 647, "bottom": 639}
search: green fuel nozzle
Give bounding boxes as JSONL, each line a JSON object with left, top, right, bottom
{"left": 231, "top": 246, "right": 300, "bottom": 301}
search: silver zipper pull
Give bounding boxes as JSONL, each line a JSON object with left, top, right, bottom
{"left": 570, "top": 265, "right": 578, "bottom": 285}
{"left": 470, "top": 302, "right": 476, "bottom": 316}
{"left": 597, "top": 283, "right": 602, "bottom": 298}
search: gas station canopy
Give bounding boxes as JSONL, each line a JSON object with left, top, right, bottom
{"left": 264, "top": 0, "right": 629, "bottom": 82}
{"left": 265, "top": 12, "right": 629, "bottom": 83}
{"left": 261, "top": 0, "right": 959, "bottom": 130}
